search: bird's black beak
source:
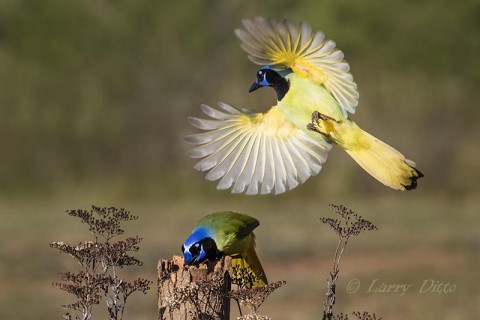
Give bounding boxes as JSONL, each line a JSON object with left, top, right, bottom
{"left": 183, "top": 251, "right": 194, "bottom": 265}
{"left": 249, "top": 81, "right": 261, "bottom": 93}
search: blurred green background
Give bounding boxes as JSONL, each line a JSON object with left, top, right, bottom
{"left": 0, "top": 0, "right": 479, "bottom": 319}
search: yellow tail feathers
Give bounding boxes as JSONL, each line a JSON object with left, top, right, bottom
{"left": 309, "top": 112, "right": 423, "bottom": 190}
{"left": 231, "top": 245, "right": 268, "bottom": 288}
{"left": 343, "top": 129, "right": 423, "bottom": 191}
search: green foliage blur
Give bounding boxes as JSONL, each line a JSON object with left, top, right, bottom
{"left": 1, "top": 0, "right": 479, "bottom": 197}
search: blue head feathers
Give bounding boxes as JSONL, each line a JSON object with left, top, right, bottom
{"left": 249, "top": 66, "right": 290, "bottom": 101}
{"left": 181, "top": 226, "right": 220, "bottom": 265}
{"left": 249, "top": 67, "right": 273, "bottom": 92}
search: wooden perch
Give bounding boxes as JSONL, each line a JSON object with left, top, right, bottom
{"left": 158, "top": 255, "right": 232, "bottom": 320}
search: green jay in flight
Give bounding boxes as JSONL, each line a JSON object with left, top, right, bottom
{"left": 186, "top": 17, "right": 423, "bottom": 194}
{"left": 181, "top": 211, "right": 268, "bottom": 287}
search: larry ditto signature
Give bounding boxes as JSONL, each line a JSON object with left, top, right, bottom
{"left": 346, "top": 278, "right": 456, "bottom": 296}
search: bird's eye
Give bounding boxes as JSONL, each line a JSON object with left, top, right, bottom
{"left": 189, "top": 243, "right": 200, "bottom": 255}
{"left": 181, "top": 245, "right": 185, "bottom": 253}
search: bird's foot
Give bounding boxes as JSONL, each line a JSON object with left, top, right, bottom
{"left": 312, "top": 110, "right": 341, "bottom": 123}
{"left": 307, "top": 111, "right": 341, "bottom": 138}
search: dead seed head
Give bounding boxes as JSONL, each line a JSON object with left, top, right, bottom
{"left": 51, "top": 206, "right": 151, "bottom": 319}
{"left": 228, "top": 281, "right": 286, "bottom": 313}
{"left": 319, "top": 204, "right": 378, "bottom": 238}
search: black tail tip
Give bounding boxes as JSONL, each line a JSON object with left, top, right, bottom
{"left": 404, "top": 167, "right": 424, "bottom": 191}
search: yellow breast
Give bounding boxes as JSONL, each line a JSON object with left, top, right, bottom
{"left": 277, "top": 74, "right": 346, "bottom": 133}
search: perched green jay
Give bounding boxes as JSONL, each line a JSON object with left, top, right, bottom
{"left": 181, "top": 211, "right": 267, "bottom": 287}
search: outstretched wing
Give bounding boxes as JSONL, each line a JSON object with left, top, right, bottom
{"left": 235, "top": 17, "right": 359, "bottom": 116}
{"left": 185, "top": 103, "right": 331, "bottom": 195}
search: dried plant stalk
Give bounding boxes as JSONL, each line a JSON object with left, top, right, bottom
{"left": 320, "top": 204, "right": 378, "bottom": 320}
{"left": 51, "top": 206, "right": 151, "bottom": 320}
{"left": 227, "top": 280, "right": 286, "bottom": 320}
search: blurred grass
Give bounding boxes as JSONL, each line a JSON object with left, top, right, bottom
{"left": 0, "top": 0, "right": 479, "bottom": 319}
{"left": 0, "top": 0, "right": 479, "bottom": 195}
{"left": 0, "top": 190, "right": 478, "bottom": 319}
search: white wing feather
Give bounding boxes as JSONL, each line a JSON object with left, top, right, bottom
{"left": 186, "top": 103, "right": 331, "bottom": 195}
{"left": 235, "top": 17, "right": 359, "bottom": 117}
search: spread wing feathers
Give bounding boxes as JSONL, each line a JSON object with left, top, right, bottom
{"left": 185, "top": 102, "right": 331, "bottom": 195}
{"left": 235, "top": 16, "right": 359, "bottom": 116}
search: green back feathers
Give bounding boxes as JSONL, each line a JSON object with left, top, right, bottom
{"left": 194, "top": 211, "right": 259, "bottom": 249}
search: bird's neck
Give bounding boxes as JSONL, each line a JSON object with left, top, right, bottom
{"left": 274, "top": 77, "right": 290, "bottom": 101}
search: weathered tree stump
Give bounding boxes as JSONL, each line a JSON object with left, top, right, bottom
{"left": 158, "top": 255, "right": 232, "bottom": 320}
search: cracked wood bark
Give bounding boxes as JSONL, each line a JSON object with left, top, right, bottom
{"left": 158, "top": 255, "right": 231, "bottom": 320}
